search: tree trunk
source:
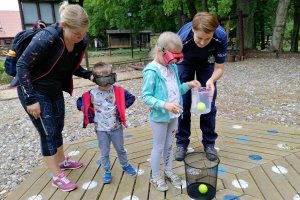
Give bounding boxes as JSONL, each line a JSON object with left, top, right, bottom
{"left": 270, "top": 0, "right": 291, "bottom": 52}
{"left": 236, "top": 0, "right": 256, "bottom": 49}
{"left": 291, "top": 0, "right": 300, "bottom": 52}
{"left": 186, "top": 0, "right": 197, "bottom": 17}
{"left": 202, "top": 0, "right": 209, "bottom": 12}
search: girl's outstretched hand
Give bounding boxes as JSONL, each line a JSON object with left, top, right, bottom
{"left": 188, "top": 80, "right": 201, "bottom": 88}
{"left": 164, "top": 102, "right": 183, "bottom": 114}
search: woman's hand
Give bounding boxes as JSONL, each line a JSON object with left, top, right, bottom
{"left": 27, "top": 102, "right": 41, "bottom": 119}
{"left": 206, "top": 78, "right": 215, "bottom": 91}
{"left": 188, "top": 80, "right": 201, "bottom": 88}
{"left": 164, "top": 102, "right": 183, "bottom": 114}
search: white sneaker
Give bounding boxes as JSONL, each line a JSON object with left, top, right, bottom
{"left": 150, "top": 176, "right": 168, "bottom": 192}
{"left": 165, "top": 171, "right": 182, "bottom": 187}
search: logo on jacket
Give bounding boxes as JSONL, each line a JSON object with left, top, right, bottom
{"left": 208, "top": 55, "right": 215, "bottom": 64}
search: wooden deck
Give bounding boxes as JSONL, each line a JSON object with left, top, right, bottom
{"left": 6, "top": 118, "right": 300, "bottom": 200}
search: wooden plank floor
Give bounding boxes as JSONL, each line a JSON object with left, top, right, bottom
{"left": 6, "top": 118, "right": 300, "bottom": 200}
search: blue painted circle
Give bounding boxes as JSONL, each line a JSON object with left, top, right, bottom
{"left": 248, "top": 154, "right": 262, "bottom": 161}
{"left": 90, "top": 140, "right": 98, "bottom": 148}
{"left": 267, "top": 130, "right": 279, "bottom": 134}
{"left": 224, "top": 194, "right": 240, "bottom": 200}
{"left": 236, "top": 136, "right": 249, "bottom": 143}
{"left": 124, "top": 134, "right": 133, "bottom": 139}
{"left": 218, "top": 166, "right": 227, "bottom": 175}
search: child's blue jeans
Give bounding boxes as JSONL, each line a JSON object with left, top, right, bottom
{"left": 96, "top": 126, "right": 128, "bottom": 170}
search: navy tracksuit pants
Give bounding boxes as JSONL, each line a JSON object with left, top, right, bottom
{"left": 176, "top": 63, "right": 218, "bottom": 149}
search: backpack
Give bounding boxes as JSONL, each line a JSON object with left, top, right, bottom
{"left": 4, "top": 26, "right": 58, "bottom": 77}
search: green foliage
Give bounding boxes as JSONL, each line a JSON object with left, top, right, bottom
{"left": 163, "top": 0, "right": 181, "bottom": 16}
{"left": 0, "top": 60, "right": 13, "bottom": 85}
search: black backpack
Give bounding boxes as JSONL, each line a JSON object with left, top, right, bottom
{"left": 4, "top": 26, "right": 58, "bottom": 77}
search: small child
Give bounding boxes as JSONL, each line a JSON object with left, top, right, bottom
{"left": 142, "top": 32, "right": 201, "bottom": 191}
{"left": 77, "top": 61, "right": 136, "bottom": 184}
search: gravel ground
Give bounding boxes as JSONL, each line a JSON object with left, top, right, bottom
{"left": 0, "top": 58, "right": 299, "bottom": 199}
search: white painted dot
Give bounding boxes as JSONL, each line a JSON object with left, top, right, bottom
{"left": 82, "top": 180, "right": 97, "bottom": 190}
{"left": 187, "top": 168, "right": 201, "bottom": 176}
{"left": 214, "top": 146, "right": 220, "bottom": 152}
{"left": 277, "top": 143, "right": 293, "bottom": 150}
{"left": 147, "top": 158, "right": 151, "bottom": 162}
{"left": 294, "top": 194, "right": 300, "bottom": 200}
{"left": 187, "top": 147, "right": 194, "bottom": 153}
{"left": 232, "top": 179, "right": 248, "bottom": 189}
{"left": 122, "top": 195, "right": 139, "bottom": 200}
{"left": 27, "top": 195, "right": 43, "bottom": 200}
{"left": 68, "top": 150, "right": 80, "bottom": 157}
{"left": 137, "top": 169, "right": 145, "bottom": 176}
{"left": 175, "top": 180, "right": 187, "bottom": 189}
{"left": 232, "top": 125, "right": 242, "bottom": 129}
{"left": 272, "top": 166, "right": 288, "bottom": 174}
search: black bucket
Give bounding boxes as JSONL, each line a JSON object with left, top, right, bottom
{"left": 184, "top": 152, "right": 220, "bottom": 200}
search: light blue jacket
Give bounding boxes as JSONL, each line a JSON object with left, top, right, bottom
{"left": 142, "top": 61, "right": 190, "bottom": 122}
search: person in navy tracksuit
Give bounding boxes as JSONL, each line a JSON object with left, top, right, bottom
{"left": 175, "top": 12, "right": 228, "bottom": 161}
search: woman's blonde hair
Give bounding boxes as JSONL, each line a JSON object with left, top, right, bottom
{"left": 192, "top": 12, "right": 219, "bottom": 33}
{"left": 59, "top": 1, "right": 89, "bottom": 29}
{"left": 150, "top": 31, "right": 183, "bottom": 58}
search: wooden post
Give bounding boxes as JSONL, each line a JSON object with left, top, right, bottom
{"left": 238, "top": 11, "right": 245, "bottom": 61}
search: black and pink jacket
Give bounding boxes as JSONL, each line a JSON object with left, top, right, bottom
{"left": 16, "top": 23, "right": 91, "bottom": 106}
{"left": 77, "top": 86, "right": 135, "bottom": 128}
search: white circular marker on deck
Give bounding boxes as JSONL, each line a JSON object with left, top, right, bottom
{"left": 294, "top": 194, "right": 300, "bottom": 200}
{"left": 147, "top": 158, "right": 150, "bottom": 162}
{"left": 232, "top": 125, "right": 242, "bottom": 129}
{"left": 272, "top": 166, "right": 288, "bottom": 174}
{"left": 68, "top": 150, "right": 80, "bottom": 157}
{"left": 122, "top": 195, "right": 139, "bottom": 200}
{"left": 124, "top": 148, "right": 127, "bottom": 152}
{"left": 232, "top": 179, "right": 248, "bottom": 188}
{"left": 175, "top": 180, "right": 187, "bottom": 189}
{"left": 82, "top": 180, "right": 97, "bottom": 190}
{"left": 277, "top": 143, "right": 293, "bottom": 150}
{"left": 187, "top": 147, "right": 194, "bottom": 153}
{"left": 27, "top": 195, "right": 42, "bottom": 200}
{"left": 137, "top": 169, "right": 145, "bottom": 176}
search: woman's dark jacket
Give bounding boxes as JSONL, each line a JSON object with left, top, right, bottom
{"left": 16, "top": 23, "right": 91, "bottom": 106}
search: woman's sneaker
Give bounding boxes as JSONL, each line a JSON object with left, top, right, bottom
{"left": 52, "top": 172, "right": 77, "bottom": 192}
{"left": 165, "top": 171, "right": 182, "bottom": 187}
{"left": 150, "top": 176, "right": 168, "bottom": 192}
{"left": 59, "top": 156, "right": 83, "bottom": 170}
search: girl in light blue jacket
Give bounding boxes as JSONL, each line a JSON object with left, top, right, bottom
{"left": 142, "top": 32, "right": 200, "bottom": 192}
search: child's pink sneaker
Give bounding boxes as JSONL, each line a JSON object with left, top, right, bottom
{"left": 59, "top": 156, "right": 83, "bottom": 170}
{"left": 52, "top": 173, "right": 77, "bottom": 192}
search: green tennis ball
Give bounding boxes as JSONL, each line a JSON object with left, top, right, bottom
{"left": 198, "top": 184, "right": 208, "bottom": 194}
{"left": 197, "top": 102, "right": 206, "bottom": 111}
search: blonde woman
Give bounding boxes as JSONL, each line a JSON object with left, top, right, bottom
{"left": 17, "top": 2, "right": 91, "bottom": 191}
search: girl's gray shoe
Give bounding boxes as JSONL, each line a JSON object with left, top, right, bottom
{"left": 150, "top": 176, "right": 168, "bottom": 192}
{"left": 165, "top": 170, "right": 182, "bottom": 187}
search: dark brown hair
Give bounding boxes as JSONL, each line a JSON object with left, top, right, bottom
{"left": 192, "top": 12, "right": 219, "bottom": 33}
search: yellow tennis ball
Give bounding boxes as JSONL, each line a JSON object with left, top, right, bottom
{"left": 197, "top": 102, "right": 206, "bottom": 111}
{"left": 198, "top": 184, "right": 208, "bottom": 194}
